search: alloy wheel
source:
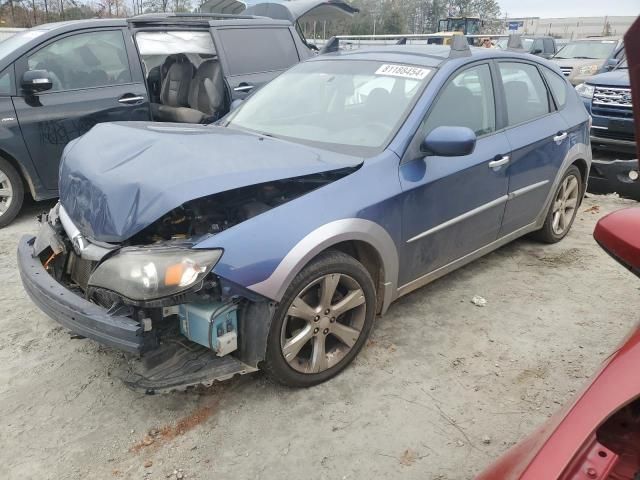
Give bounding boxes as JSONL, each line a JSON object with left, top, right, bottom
{"left": 551, "top": 175, "right": 579, "bottom": 236}
{"left": 280, "top": 273, "right": 367, "bottom": 374}
{"left": 0, "top": 169, "right": 13, "bottom": 216}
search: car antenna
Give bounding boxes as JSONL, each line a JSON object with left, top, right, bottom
{"left": 449, "top": 35, "right": 472, "bottom": 58}
{"left": 507, "top": 34, "right": 525, "bottom": 51}
{"left": 396, "top": 37, "right": 408, "bottom": 45}
{"left": 319, "top": 36, "right": 340, "bottom": 55}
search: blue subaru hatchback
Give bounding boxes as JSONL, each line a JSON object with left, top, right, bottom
{"left": 18, "top": 42, "right": 591, "bottom": 390}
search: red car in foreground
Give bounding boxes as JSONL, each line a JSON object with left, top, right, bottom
{"left": 477, "top": 207, "right": 640, "bottom": 480}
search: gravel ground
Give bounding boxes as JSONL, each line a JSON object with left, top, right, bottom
{"left": 1, "top": 192, "right": 639, "bottom": 480}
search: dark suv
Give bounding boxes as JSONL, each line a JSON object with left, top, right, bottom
{"left": 0, "top": 13, "right": 313, "bottom": 226}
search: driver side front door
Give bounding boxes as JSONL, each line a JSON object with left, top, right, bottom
{"left": 398, "top": 62, "right": 510, "bottom": 290}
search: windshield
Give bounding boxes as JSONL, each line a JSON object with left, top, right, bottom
{"left": 554, "top": 40, "right": 617, "bottom": 59}
{"left": 0, "top": 29, "right": 47, "bottom": 59}
{"left": 226, "top": 60, "right": 432, "bottom": 154}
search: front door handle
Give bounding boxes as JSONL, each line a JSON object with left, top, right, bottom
{"left": 118, "top": 95, "right": 145, "bottom": 104}
{"left": 234, "top": 84, "right": 255, "bottom": 93}
{"left": 554, "top": 132, "right": 568, "bottom": 144}
{"left": 489, "top": 155, "right": 510, "bottom": 169}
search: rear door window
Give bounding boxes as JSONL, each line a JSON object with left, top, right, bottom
{"left": 499, "top": 62, "right": 550, "bottom": 126}
{"left": 27, "top": 30, "right": 131, "bottom": 92}
{"left": 218, "top": 28, "right": 299, "bottom": 76}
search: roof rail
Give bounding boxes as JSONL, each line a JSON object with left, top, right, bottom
{"left": 129, "top": 12, "right": 264, "bottom": 21}
{"left": 449, "top": 34, "right": 471, "bottom": 58}
{"left": 506, "top": 34, "right": 525, "bottom": 51}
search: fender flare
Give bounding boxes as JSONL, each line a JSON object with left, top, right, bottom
{"left": 247, "top": 218, "right": 399, "bottom": 314}
{"left": 535, "top": 142, "right": 592, "bottom": 229}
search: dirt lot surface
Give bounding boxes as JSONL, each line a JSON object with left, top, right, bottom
{"left": 2, "top": 192, "right": 639, "bottom": 480}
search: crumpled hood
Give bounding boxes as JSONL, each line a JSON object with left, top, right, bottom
{"left": 586, "top": 69, "right": 630, "bottom": 87}
{"left": 59, "top": 122, "right": 361, "bottom": 243}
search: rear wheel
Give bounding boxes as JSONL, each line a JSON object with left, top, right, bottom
{"left": 534, "top": 165, "right": 582, "bottom": 243}
{"left": 263, "top": 250, "right": 376, "bottom": 388}
{"left": 0, "top": 157, "right": 24, "bottom": 228}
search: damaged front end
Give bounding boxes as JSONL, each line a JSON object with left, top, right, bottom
{"left": 18, "top": 169, "right": 353, "bottom": 392}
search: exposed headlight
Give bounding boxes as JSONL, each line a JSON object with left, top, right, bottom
{"left": 578, "top": 64, "right": 599, "bottom": 75}
{"left": 575, "top": 83, "right": 595, "bottom": 99}
{"left": 89, "top": 247, "right": 222, "bottom": 301}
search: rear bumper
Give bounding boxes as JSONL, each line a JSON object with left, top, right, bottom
{"left": 17, "top": 235, "right": 144, "bottom": 353}
{"left": 588, "top": 159, "right": 640, "bottom": 200}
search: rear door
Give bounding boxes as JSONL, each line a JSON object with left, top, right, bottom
{"left": 12, "top": 28, "right": 150, "bottom": 191}
{"left": 497, "top": 61, "right": 571, "bottom": 235}
{"left": 212, "top": 26, "right": 301, "bottom": 100}
{"left": 399, "top": 62, "right": 511, "bottom": 285}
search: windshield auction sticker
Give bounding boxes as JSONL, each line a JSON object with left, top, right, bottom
{"left": 375, "top": 64, "right": 431, "bottom": 80}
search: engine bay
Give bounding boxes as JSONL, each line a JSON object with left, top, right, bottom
{"left": 126, "top": 169, "right": 356, "bottom": 245}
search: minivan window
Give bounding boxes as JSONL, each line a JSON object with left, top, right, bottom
{"left": 423, "top": 64, "right": 496, "bottom": 137}
{"left": 219, "top": 28, "right": 299, "bottom": 76}
{"left": 499, "top": 62, "right": 550, "bottom": 126}
{"left": 542, "top": 68, "right": 568, "bottom": 109}
{"left": 27, "top": 30, "right": 131, "bottom": 92}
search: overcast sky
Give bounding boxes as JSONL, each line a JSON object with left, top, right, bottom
{"left": 499, "top": 0, "right": 639, "bottom": 18}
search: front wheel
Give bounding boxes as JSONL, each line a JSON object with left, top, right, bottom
{"left": 0, "top": 157, "right": 24, "bottom": 228}
{"left": 534, "top": 165, "right": 582, "bottom": 243}
{"left": 263, "top": 250, "right": 376, "bottom": 388}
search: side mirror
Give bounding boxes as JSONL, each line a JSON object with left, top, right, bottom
{"left": 604, "top": 58, "right": 619, "bottom": 71}
{"left": 229, "top": 98, "right": 244, "bottom": 112}
{"left": 532, "top": 48, "right": 543, "bottom": 55}
{"left": 22, "top": 70, "right": 53, "bottom": 94}
{"left": 421, "top": 126, "right": 476, "bottom": 157}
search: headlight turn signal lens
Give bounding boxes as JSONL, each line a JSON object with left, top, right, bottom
{"left": 88, "top": 247, "right": 223, "bottom": 301}
{"left": 575, "top": 83, "right": 595, "bottom": 99}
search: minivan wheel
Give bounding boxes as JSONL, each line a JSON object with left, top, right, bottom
{"left": 0, "top": 157, "right": 23, "bottom": 228}
{"left": 534, "top": 165, "right": 582, "bottom": 244}
{"left": 263, "top": 250, "right": 376, "bottom": 388}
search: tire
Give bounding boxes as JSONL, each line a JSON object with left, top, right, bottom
{"left": 263, "top": 250, "right": 376, "bottom": 388}
{"left": 0, "top": 157, "right": 24, "bottom": 228}
{"left": 533, "top": 165, "right": 582, "bottom": 244}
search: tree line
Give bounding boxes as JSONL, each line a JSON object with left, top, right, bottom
{"left": 0, "top": 0, "right": 502, "bottom": 32}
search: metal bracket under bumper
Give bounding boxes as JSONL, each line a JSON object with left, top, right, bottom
{"left": 17, "top": 235, "right": 144, "bottom": 354}
{"left": 122, "top": 341, "right": 257, "bottom": 393}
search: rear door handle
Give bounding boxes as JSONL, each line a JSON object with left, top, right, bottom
{"left": 554, "top": 132, "right": 568, "bottom": 144}
{"left": 489, "top": 155, "right": 510, "bottom": 169}
{"left": 234, "top": 84, "right": 255, "bottom": 93}
{"left": 118, "top": 95, "right": 145, "bottom": 104}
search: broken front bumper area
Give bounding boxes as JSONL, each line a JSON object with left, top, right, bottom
{"left": 18, "top": 235, "right": 145, "bottom": 353}
{"left": 18, "top": 235, "right": 257, "bottom": 392}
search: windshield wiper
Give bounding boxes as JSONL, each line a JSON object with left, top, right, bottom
{"left": 572, "top": 56, "right": 597, "bottom": 59}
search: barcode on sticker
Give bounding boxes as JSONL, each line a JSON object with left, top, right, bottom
{"left": 375, "top": 64, "right": 430, "bottom": 80}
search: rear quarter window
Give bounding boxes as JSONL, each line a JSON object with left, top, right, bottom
{"left": 542, "top": 68, "right": 568, "bottom": 109}
{"left": 218, "top": 28, "right": 299, "bottom": 76}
